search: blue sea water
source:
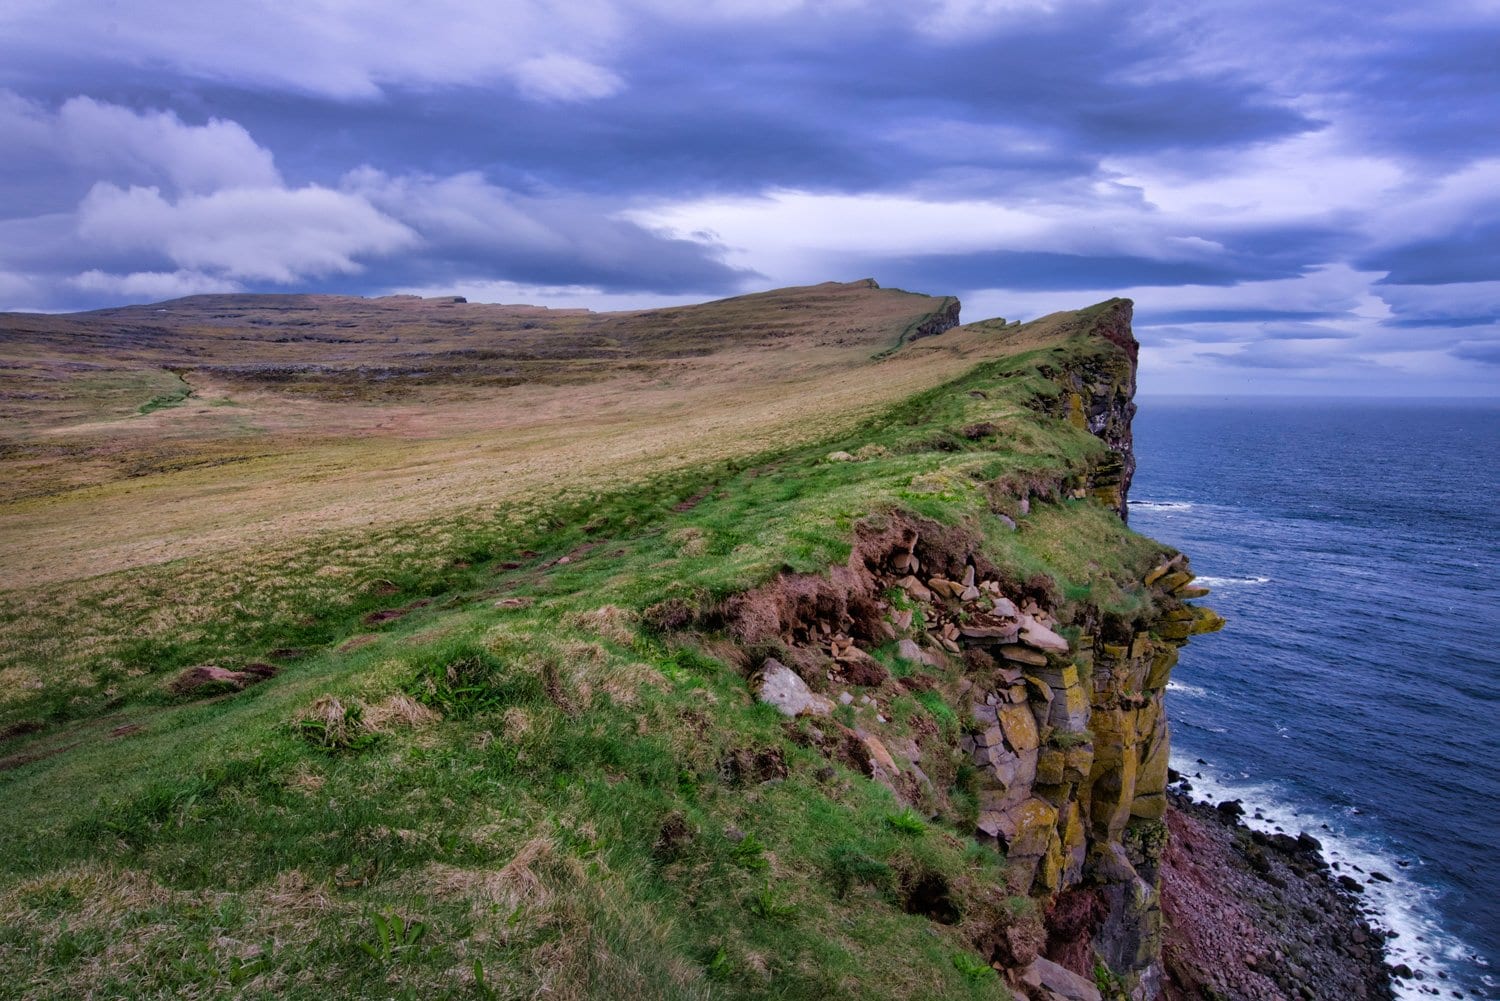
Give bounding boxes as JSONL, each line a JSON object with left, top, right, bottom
{"left": 1130, "top": 397, "right": 1500, "bottom": 1001}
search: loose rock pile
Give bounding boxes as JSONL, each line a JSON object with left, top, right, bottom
{"left": 746, "top": 522, "right": 1224, "bottom": 996}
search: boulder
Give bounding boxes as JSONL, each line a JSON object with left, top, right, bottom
{"left": 752, "top": 659, "right": 833, "bottom": 717}
{"left": 1019, "top": 957, "right": 1102, "bottom": 1001}
{"left": 1157, "top": 570, "right": 1194, "bottom": 592}
{"left": 895, "top": 638, "right": 939, "bottom": 667}
{"left": 991, "top": 596, "right": 1019, "bottom": 617}
{"left": 999, "top": 702, "right": 1040, "bottom": 753}
{"left": 1190, "top": 606, "right": 1226, "bottom": 634}
{"left": 1018, "top": 615, "right": 1070, "bottom": 654}
{"left": 897, "top": 576, "right": 933, "bottom": 603}
{"left": 991, "top": 797, "right": 1057, "bottom": 858}
{"left": 999, "top": 645, "right": 1049, "bottom": 667}
{"left": 928, "top": 577, "right": 962, "bottom": 599}
{"left": 859, "top": 731, "right": 901, "bottom": 783}
{"left": 958, "top": 613, "right": 1021, "bottom": 641}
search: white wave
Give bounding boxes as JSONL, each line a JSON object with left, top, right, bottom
{"left": 1166, "top": 681, "right": 1208, "bottom": 697}
{"left": 1168, "top": 753, "right": 1481, "bottom": 1001}
{"left": 1194, "top": 575, "right": 1271, "bottom": 587}
{"left": 1133, "top": 500, "right": 1195, "bottom": 511}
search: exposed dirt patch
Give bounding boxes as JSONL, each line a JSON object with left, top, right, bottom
{"left": 835, "top": 655, "right": 889, "bottom": 688}
{"left": 672, "top": 487, "right": 714, "bottom": 513}
{"left": 0, "top": 740, "right": 82, "bottom": 771}
{"left": 721, "top": 513, "right": 1022, "bottom": 650}
{"left": 362, "top": 598, "right": 431, "bottom": 626}
{"left": 0, "top": 720, "right": 42, "bottom": 745}
{"left": 717, "top": 746, "right": 788, "bottom": 786}
{"left": 109, "top": 723, "right": 144, "bottom": 738}
{"left": 653, "top": 811, "right": 696, "bottom": 862}
{"left": 337, "top": 633, "right": 380, "bottom": 653}
{"left": 168, "top": 662, "right": 278, "bottom": 697}
{"left": 540, "top": 542, "right": 600, "bottom": 570}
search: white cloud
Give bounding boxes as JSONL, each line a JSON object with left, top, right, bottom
{"left": 77, "top": 183, "right": 417, "bottom": 283}
{"left": 631, "top": 189, "right": 1066, "bottom": 282}
{"left": 0, "top": 89, "right": 280, "bottom": 194}
{"left": 387, "top": 278, "right": 707, "bottom": 312}
{"left": 55, "top": 97, "right": 280, "bottom": 194}
{"left": 1360, "top": 158, "right": 1500, "bottom": 251}
{"left": 344, "top": 168, "right": 573, "bottom": 254}
{"left": 0, "top": 269, "right": 43, "bottom": 311}
{"left": 913, "top": 0, "right": 1089, "bottom": 37}
{"left": 961, "top": 263, "right": 1388, "bottom": 325}
{"left": 629, "top": 183, "right": 1299, "bottom": 290}
{"left": 1102, "top": 129, "right": 1406, "bottom": 226}
{"left": 512, "top": 54, "right": 625, "bottom": 103}
{"left": 68, "top": 268, "right": 242, "bottom": 300}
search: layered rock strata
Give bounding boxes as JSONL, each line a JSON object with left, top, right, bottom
{"left": 732, "top": 303, "right": 1228, "bottom": 998}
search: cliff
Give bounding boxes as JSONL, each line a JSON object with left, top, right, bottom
{"left": 0, "top": 286, "right": 1369, "bottom": 1001}
{"left": 720, "top": 298, "right": 1222, "bottom": 999}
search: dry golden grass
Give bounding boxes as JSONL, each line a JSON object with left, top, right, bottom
{"left": 0, "top": 281, "right": 982, "bottom": 590}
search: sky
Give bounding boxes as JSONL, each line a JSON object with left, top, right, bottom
{"left": 1, "top": 1, "right": 1497, "bottom": 395}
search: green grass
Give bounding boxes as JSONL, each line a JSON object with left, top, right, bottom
{"left": 0, "top": 304, "right": 1162, "bottom": 999}
{"left": 135, "top": 371, "right": 191, "bottom": 415}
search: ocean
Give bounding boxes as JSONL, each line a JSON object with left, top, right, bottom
{"left": 1130, "top": 397, "right": 1500, "bottom": 1001}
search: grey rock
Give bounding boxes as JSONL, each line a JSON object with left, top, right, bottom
{"left": 752, "top": 659, "right": 833, "bottom": 717}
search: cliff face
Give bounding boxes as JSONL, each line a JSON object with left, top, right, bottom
{"left": 731, "top": 302, "right": 1223, "bottom": 999}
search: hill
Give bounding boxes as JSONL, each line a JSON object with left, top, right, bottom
{"left": 0, "top": 285, "right": 1231, "bottom": 1000}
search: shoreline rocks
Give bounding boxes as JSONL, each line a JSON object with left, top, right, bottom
{"left": 1161, "top": 791, "right": 1394, "bottom": 1001}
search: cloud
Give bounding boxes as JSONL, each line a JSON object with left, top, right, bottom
{"left": 0, "top": 269, "right": 43, "bottom": 311}
{"left": 1361, "top": 220, "right": 1500, "bottom": 286}
{"left": 385, "top": 278, "right": 711, "bottom": 313}
{"left": 0, "top": 2, "right": 1495, "bottom": 398}
{"left": 343, "top": 168, "right": 757, "bottom": 293}
{"left": 68, "top": 269, "right": 242, "bottom": 301}
{"left": 865, "top": 249, "right": 1298, "bottom": 292}
{"left": 0, "top": 93, "right": 749, "bottom": 307}
{"left": 511, "top": 54, "right": 625, "bottom": 103}
{"left": 1135, "top": 308, "right": 1346, "bottom": 325}
{"left": 55, "top": 97, "right": 280, "bottom": 193}
{"left": 76, "top": 182, "right": 417, "bottom": 283}
{"left": 0, "top": 0, "right": 626, "bottom": 102}
{"left": 1450, "top": 340, "right": 1500, "bottom": 366}
{"left": 1376, "top": 281, "right": 1500, "bottom": 329}
{"left": 1198, "top": 341, "right": 1377, "bottom": 371}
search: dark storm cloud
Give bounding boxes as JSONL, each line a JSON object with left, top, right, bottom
{"left": 1334, "top": 29, "right": 1500, "bottom": 163}
{"left": 1199, "top": 344, "right": 1366, "bottom": 371}
{"left": 26, "top": 1, "right": 1317, "bottom": 204}
{"left": 1450, "top": 341, "right": 1500, "bottom": 366}
{"left": 337, "top": 169, "right": 760, "bottom": 295}
{"left": 1360, "top": 220, "right": 1500, "bottom": 286}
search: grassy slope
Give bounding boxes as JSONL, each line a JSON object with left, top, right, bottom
{"left": 0, "top": 293, "right": 1165, "bottom": 1000}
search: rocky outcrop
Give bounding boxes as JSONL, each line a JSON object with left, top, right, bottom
{"left": 1035, "top": 298, "right": 1137, "bottom": 520}
{"left": 735, "top": 303, "right": 1232, "bottom": 999}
